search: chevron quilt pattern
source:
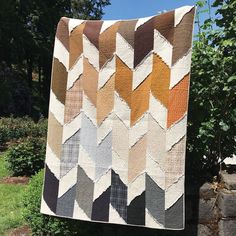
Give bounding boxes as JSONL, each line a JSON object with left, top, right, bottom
{"left": 41, "top": 5, "right": 195, "bottom": 230}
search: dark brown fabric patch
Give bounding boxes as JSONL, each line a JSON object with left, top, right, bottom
{"left": 134, "top": 17, "right": 155, "bottom": 68}
{"left": 118, "top": 20, "right": 138, "bottom": 48}
{"left": 83, "top": 21, "right": 103, "bottom": 49}
{"left": 172, "top": 8, "right": 195, "bottom": 65}
{"left": 154, "top": 11, "right": 174, "bottom": 44}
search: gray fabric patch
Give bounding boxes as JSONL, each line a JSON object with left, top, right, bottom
{"left": 56, "top": 184, "right": 76, "bottom": 217}
{"left": 165, "top": 195, "right": 184, "bottom": 228}
{"left": 76, "top": 165, "right": 94, "bottom": 218}
{"left": 80, "top": 113, "right": 97, "bottom": 161}
{"left": 146, "top": 174, "right": 165, "bottom": 225}
{"left": 95, "top": 131, "right": 112, "bottom": 180}
{"left": 80, "top": 113, "right": 112, "bottom": 180}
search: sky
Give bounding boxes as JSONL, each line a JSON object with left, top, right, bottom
{"left": 103, "top": 0, "right": 196, "bottom": 20}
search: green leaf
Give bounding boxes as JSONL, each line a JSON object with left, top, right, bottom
{"left": 219, "top": 121, "right": 230, "bottom": 131}
{"left": 227, "top": 76, "right": 236, "bottom": 83}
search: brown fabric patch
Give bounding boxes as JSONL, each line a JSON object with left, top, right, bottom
{"left": 151, "top": 54, "right": 170, "bottom": 107}
{"left": 172, "top": 8, "right": 195, "bottom": 65}
{"left": 56, "top": 17, "right": 69, "bottom": 51}
{"left": 99, "top": 22, "right": 120, "bottom": 69}
{"left": 64, "top": 78, "right": 83, "bottom": 124}
{"left": 131, "top": 74, "right": 151, "bottom": 126}
{"left": 115, "top": 56, "right": 132, "bottom": 107}
{"left": 134, "top": 17, "right": 155, "bottom": 68}
{"left": 51, "top": 58, "right": 67, "bottom": 105}
{"left": 154, "top": 11, "right": 174, "bottom": 44}
{"left": 128, "top": 135, "right": 147, "bottom": 183}
{"left": 83, "top": 58, "right": 98, "bottom": 106}
{"left": 118, "top": 20, "right": 138, "bottom": 48}
{"left": 83, "top": 21, "right": 103, "bottom": 49}
{"left": 47, "top": 111, "right": 63, "bottom": 158}
{"left": 69, "top": 23, "right": 85, "bottom": 69}
{"left": 167, "top": 74, "right": 190, "bottom": 128}
{"left": 97, "top": 75, "right": 115, "bottom": 126}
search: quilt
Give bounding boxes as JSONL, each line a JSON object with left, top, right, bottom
{"left": 41, "top": 5, "right": 195, "bottom": 230}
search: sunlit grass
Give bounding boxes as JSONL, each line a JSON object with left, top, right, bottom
{"left": 0, "top": 152, "right": 26, "bottom": 235}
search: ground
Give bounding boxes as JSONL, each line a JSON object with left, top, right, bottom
{"left": 0, "top": 152, "right": 30, "bottom": 235}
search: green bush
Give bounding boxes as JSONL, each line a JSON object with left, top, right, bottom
{"left": 0, "top": 116, "right": 47, "bottom": 148}
{"left": 5, "top": 137, "right": 46, "bottom": 176}
{"left": 22, "top": 170, "right": 103, "bottom": 236}
{"left": 187, "top": 0, "right": 236, "bottom": 183}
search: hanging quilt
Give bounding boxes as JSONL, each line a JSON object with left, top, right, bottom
{"left": 41, "top": 5, "right": 195, "bottom": 230}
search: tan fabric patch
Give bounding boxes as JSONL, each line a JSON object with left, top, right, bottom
{"left": 128, "top": 135, "right": 147, "bottom": 183}
{"left": 69, "top": 23, "right": 85, "bottom": 69}
{"left": 165, "top": 136, "right": 186, "bottom": 188}
{"left": 97, "top": 75, "right": 115, "bottom": 125}
{"left": 82, "top": 58, "right": 98, "bottom": 106}
{"left": 99, "top": 22, "right": 120, "bottom": 69}
{"left": 64, "top": 78, "right": 83, "bottom": 124}
{"left": 51, "top": 58, "right": 67, "bottom": 105}
{"left": 147, "top": 115, "right": 166, "bottom": 167}
{"left": 47, "top": 111, "right": 63, "bottom": 159}
{"left": 56, "top": 17, "right": 69, "bottom": 51}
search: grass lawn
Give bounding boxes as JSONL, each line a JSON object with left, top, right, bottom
{"left": 0, "top": 152, "right": 26, "bottom": 235}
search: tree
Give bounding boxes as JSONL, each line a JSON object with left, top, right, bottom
{"left": 187, "top": 0, "right": 236, "bottom": 183}
{"left": 0, "top": 0, "right": 110, "bottom": 118}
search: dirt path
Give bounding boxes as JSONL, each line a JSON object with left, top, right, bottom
{"left": 6, "top": 225, "right": 31, "bottom": 236}
{"left": 0, "top": 176, "right": 29, "bottom": 185}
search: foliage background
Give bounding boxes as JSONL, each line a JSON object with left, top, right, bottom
{"left": 0, "top": 0, "right": 111, "bottom": 118}
{"left": 187, "top": 0, "right": 236, "bottom": 184}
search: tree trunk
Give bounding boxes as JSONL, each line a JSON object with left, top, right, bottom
{"left": 38, "top": 61, "right": 42, "bottom": 97}
{"left": 26, "top": 57, "right": 33, "bottom": 88}
{"left": 26, "top": 57, "right": 33, "bottom": 115}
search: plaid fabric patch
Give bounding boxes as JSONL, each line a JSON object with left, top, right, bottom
{"left": 110, "top": 170, "right": 127, "bottom": 221}
{"left": 60, "top": 130, "right": 80, "bottom": 177}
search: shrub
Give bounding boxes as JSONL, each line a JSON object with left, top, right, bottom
{"left": 187, "top": 0, "right": 236, "bottom": 183}
{"left": 0, "top": 116, "right": 47, "bottom": 148}
{"left": 5, "top": 137, "right": 46, "bottom": 176}
{"left": 22, "top": 170, "right": 103, "bottom": 236}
